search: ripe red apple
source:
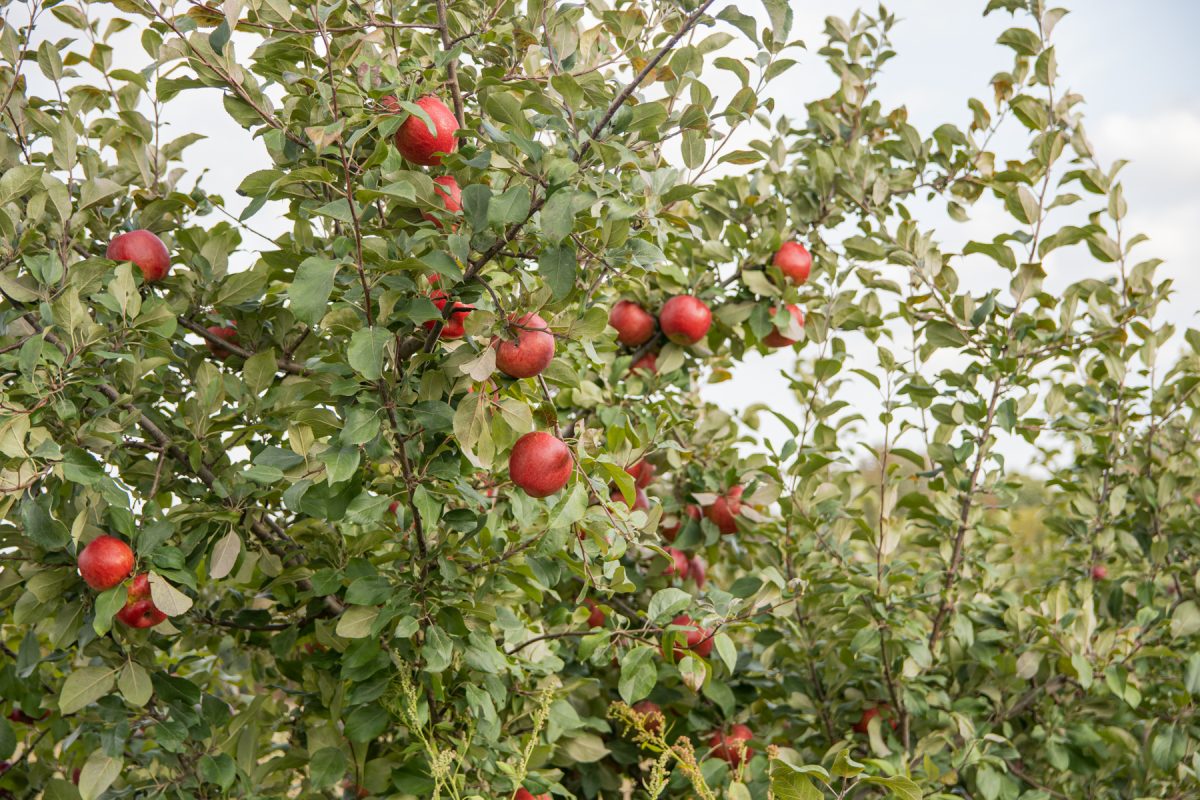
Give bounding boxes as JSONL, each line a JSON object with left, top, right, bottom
{"left": 630, "top": 352, "right": 657, "bottom": 374}
{"left": 583, "top": 598, "right": 606, "bottom": 628}
{"left": 689, "top": 555, "right": 707, "bottom": 589}
{"left": 78, "top": 535, "right": 135, "bottom": 590}
{"left": 494, "top": 313, "right": 555, "bottom": 378}
{"left": 7, "top": 709, "right": 48, "bottom": 724}
{"left": 773, "top": 241, "right": 812, "bottom": 284}
{"left": 425, "top": 292, "right": 472, "bottom": 338}
{"left": 1091, "top": 564, "right": 1108, "bottom": 580}
{"left": 509, "top": 432, "right": 572, "bottom": 498}
{"left": 514, "top": 789, "right": 550, "bottom": 800}
{"left": 626, "top": 460, "right": 655, "bottom": 488}
{"left": 342, "top": 780, "right": 370, "bottom": 799}
{"left": 705, "top": 486, "right": 744, "bottom": 535}
{"left": 663, "top": 547, "right": 690, "bottom": 580}
{"left": 611, "top": 485, "right": 649, "bottom": 512}
{"left": 107, "top": 229, "right": 171, "bottom": 282}
{"left": 609, "top": 300, "right": 656, "bottom": 346}
{"left": 390, "top": 94, "right": 458, "bottom": 166}
{"left": 762, "top": 304, "right": 805, "bottom": 348}
{"left": 659, "top": 295, "right": 712, "bottom": 345}
{"left": 204, "top": 324, "right": 238, "bottom": 360}
{"left": 663, "top": 505, "right": 701, "bottom": 542}
{"left": 709, "top": 724, "right": 754, "bottom": 766}
{"left": 423, "top": 175, "right": 462, "bottom": 228}
{"left": 72, "top": 767, "right": 81, "bottom": 784}
{"left": 662, "top": 614, "right": 713, "bottom": 660}
{"left": 853, "top": 705, "right": 897, "bottom": 734}
{"left": 388, "top": 500, "right": 400, "bottom": 516}
{"left": 116, "top": 573, "right": 167, "bottom": 629}
{"left": 633, "top": 700, "right": 663, "bottom": 733}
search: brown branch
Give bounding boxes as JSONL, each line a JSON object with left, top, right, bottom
{"left": 435, "top": 0, "right": 466, "bottom": 128}
{"left": 177, "top": 316, "right": 309, "bottom": 374}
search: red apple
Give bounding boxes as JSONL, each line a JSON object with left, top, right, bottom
{"left": 388, "top": 500, "right": 400, "bottom": 516}
{"left": 709, "top": 724, "right": 754, "bottom": 766}
{"left": 630, "top": 352, "right": 657, "bottom": 374}
{"left": 7, "top": 709, "right": 48, "bottom": 724}
{"left": 1091, "top": 564, "right": 1108, "bottom": 580}
{"left": 705, "top": 486, "right": 744, "bottom": 535}
{"left": 762, "top": 304, "right": 805, "bottom": 348}
{"left": 689, "top": 555, "right": 707, "bottom": 589}
{"left": 583, "top": 598, "right": 606, "bottom": 628}
{"left": 626, "top": 460, "right": 655, "bottom": 488}
{"left": 663, "top": 505, "right": 701, "bottom": 542}
{"left": 204, "top": 324, "right": 238, "bottom": 360}
{"left": 662, "top": 614, "right": 713, "bottom": 660}
{"left": 659, "top": 295, "right": 712, "bottom": 345}
{"left": 390, "top": 94, "right": 458, "bottom": 166}
{"left": 342, "top": 780, "right": 370, "bottom": 799}
{"left": 107, "top": 229, "right": 171, "bottom": 282}
{"left": 853, "top": 705, "right": 897, "bottom": 734}
{"left": 611, "top": 485, "right": 649, "bottom": 512}
{"left": 514, "top": 790, "right": 550, "bottom": 800}
{"left": 116, "top": 573, "right": 167, "bottom": 629}
{"left": 509, "top": 432, "right": 572, "bottom": 498}
{"left": 425, "top": 292, "right": 472, "bottom": 338}
{"left": 423, "top": 175, "right": 462, "bottom": 228}
{"left": 494, "top": 313, "right": 555, "bottom": 379}
{"left": 663, "top": 547, "right": 690, "bottom": 580}
{"left": 78, "top": 535, "right": 135, "bottom": 590}
{"left": 773, "top": 241, "right": 812, "bottom": 284}
{"left": 633, "top": 700, "right": 663, "bottom": 733}
{"left": 609, "top": 300, "right": 656, "bottom": 346}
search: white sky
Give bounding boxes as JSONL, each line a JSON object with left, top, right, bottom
{"left": 23, "top": 1, "right": 1200, "bottom": 467}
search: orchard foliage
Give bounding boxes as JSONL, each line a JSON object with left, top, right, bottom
{"left": 0, "top": 0, "right": 1197, "bottom": 798}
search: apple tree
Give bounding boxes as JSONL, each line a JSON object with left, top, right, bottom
{"left": 1, "top": 0, "right": 1197, "bottom": 798}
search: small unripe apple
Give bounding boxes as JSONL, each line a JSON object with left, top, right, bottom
{"left": 773, "top": 241, "right": 812, "bottom": 284}
{"left": 509, "top": 432, "right": 572, "bottom": 498}
{"left": 78, "top": 535, "right": 135, "bottom": 590}
{"left": 762, "top": 304, "right": 805, "bottom": 348}
{"left": 494, "top": 313, "right": 555, "bottom": 378}
{"left": 663, "top": 547, "right": 690, "bottom": 579}
{"left": 390, "top": 94, "right": 458, "bottom": 166}
{"left": 514, "top": 789, "right": 550, "bottom": 800}
{"left": 632, "top": 700, "right": 663, "bottom": 733}
{"left": 689, "top": 555, "right": 707, "bottom": 589}
{"left": 626, "top": 460, "right": 655, "bottom": 488}
{"left": 663, "top": 505, "right": 701, "bottom": 542}
{"left": 1091, "top": 564, "right": 1108, "bottom": 580}
{"left": 204, "top": 324, "right": 238, "bottom": 360}
{"left": 705, "top": 486, "right": 744, "bottom": 535}
{"left": 662, "top": 614, "right": 713, "bottom": 660}
{"left": 659, "top": 295, "right": 712, "bottom": 345}
{"left": 609, "top": 300, "right": 656, "bottom": 346}
{"left": 107, "top": 229, "right": 171, "bottom": 282}
{"left": 611, "top": 485, "right": 649, "bottom": 512}
{"left": 709, "top": 724, "right": 754, "bottom": 766}
{"left": 423, "top": 175, "right": 462, "bottom": 228}
{"left": 116, "top": 573, "right": 167, "bottom": 628}
{"left": 630, "top": 352, "right": 657, "bottom": 374}
{"left": 425, "top": 292, "right": 473, "bottom": 338}
{"left": 583, "top": 598, "right": 606, "bottom": 628}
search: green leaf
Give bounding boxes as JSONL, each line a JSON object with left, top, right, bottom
{"left": 770, "top": 764, "right": 823, "bottom": 800}
{"left": 309, "top": 747, "right": 347, "bottom": 789}
{"left": 242, "top": 348, "right": 277, "bottom": 394}
{"left": 322, "top": 445, "right": 361, "bottom": 485}
{"left": 118, "top": 662, "right": 152, "bottom": 707}
{"left": 148, "top": 573, "right": 193, "bottom": 617}
{"left": 540, "top": 189, "right": 575, "bottom": 244}
{"left": 59, "top": 666, "right": 116, "bottom": 714}
{"left": 92, "top": 585, "right": 125, "bottom": 636}
{"left": 539, "top": 243, "right": 576, "bottom": 300}
{"left": 864, "top": 775, "right": 923, "bottom": 800}
{"left": 348, "top": 326, "right": 390, "bottom": 381}
{"left": 288, "top": 257, "right": 338, "bottom": 325}
{"left": 561, "top": 733, "right": 609, "bottom": 763}
{"left": 422, "top": 624, "right": 453, "bottom": 672}
{"left": 1171, "top": 601, "right": 1200, "bottom": 639}
{"left": 198, "top": 752, "right": 236, "bottom": 790}
{"left": 489, "top": 185, "right": 531, "bottom": 227}
{"left": 830, "top": 748, "right": 865, "bottom": 778}
{"left": 618, "top": 646, "right": 657, "bottom": 703}
{"left": 648, "top": 588, "right": 692, "bottom": 623}
{"left": 335, "top": 606, "right": 378, "bottom": 639}
{"left": 209, "top": 530, "right": 241, "bottom": 580}
{"left": 80, "top": 178, "right": 123, "bottom": 210}
{"left": 20, "top": 497, "right": 69, "bottom": 549}
{"left": 78, "top": 751, "right": 122, "bottom": 800}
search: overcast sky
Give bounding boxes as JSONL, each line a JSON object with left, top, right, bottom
{"left": 26, "top": 1, "right": 1200, "bottom": 465}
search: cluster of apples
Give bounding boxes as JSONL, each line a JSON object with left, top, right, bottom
{"left": 608, "top": 241, "right": 813, "bottom": 375}
{"left": 629, "top": 701, "right": 754, "bottom": 767}
{"left": 75, "top": 535, "right": 167, "bottom": 628}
